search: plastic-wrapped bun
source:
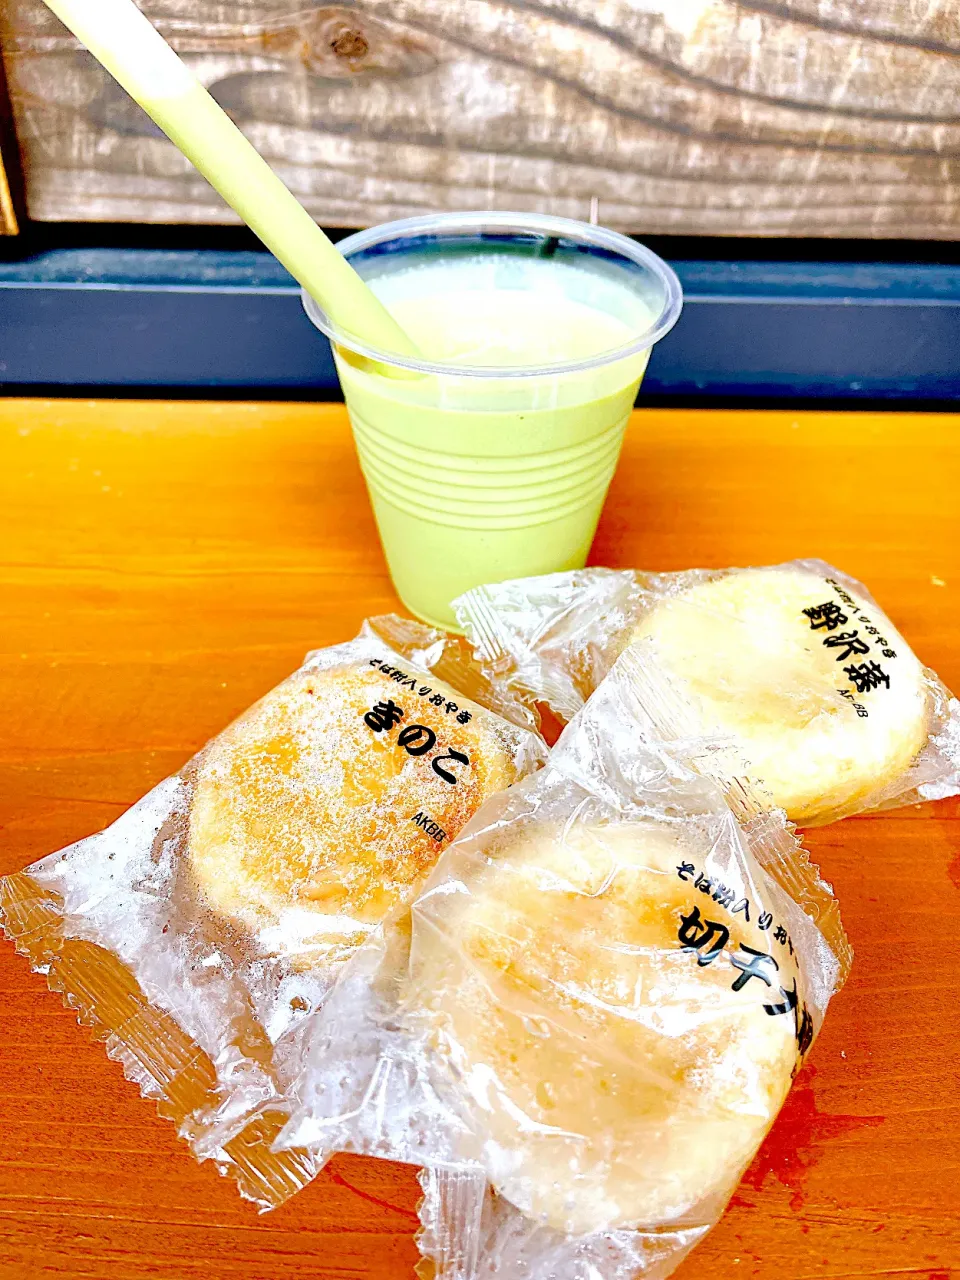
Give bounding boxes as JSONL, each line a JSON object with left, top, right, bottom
{"left": 408, "top": 818, "right": 799, "bottom": 1235}
{"left": 188, "top": 661, "right": 528, "bottom": 973}
{"left": 630, "top": 565, "right": 928, "bottom": 823}
{"left": 456, "top": 559, "right": 960, "bottom": 825}
{"left": 278, "top": 642, "right": 850, "bottom": 1280}
{"left": 0, "top": 617, "right": 546, "bottom": 1210}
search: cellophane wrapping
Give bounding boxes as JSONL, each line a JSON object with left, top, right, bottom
{"left": 0, "top": 615, "right": 546, "bottom": 1210}
{"left": 454, "top": 559, "right": 960, "bottom": 825}
{"left": 278, "top": 640, "right": 851, "bottom": 1278}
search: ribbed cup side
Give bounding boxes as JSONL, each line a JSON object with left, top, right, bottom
{"left": 349, "top": 409, "right": 630, "bottom": 531}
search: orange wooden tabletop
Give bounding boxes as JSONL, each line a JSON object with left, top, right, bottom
{"left": 1, "top": 399, "right": 959, "bottom": 1280}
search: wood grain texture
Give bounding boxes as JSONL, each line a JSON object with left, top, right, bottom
{"left": 1, "top": 398, "right": 959, "bottom": 1278}
{"left": 4, "top": 0, "right": 960, "bottom": 236}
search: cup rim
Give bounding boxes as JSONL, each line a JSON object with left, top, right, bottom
{"left": 302, "top": 211, "right": 683, "bottom": 379}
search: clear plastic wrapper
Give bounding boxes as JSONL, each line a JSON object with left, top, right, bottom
{"left": 279, "top": 642, "right": 851, "bottom": 1279}
{"left": 0, "top": 615, "right": 546, "bottom": 1210}
{"left": 455, "top": 559, "right": 960, "bottom": 825}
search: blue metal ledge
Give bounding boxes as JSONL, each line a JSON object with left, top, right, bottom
{"left": 1, "top": 249, "right": 958, "bottom": 400}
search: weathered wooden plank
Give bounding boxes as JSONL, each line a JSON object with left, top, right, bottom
{"left": 745, "top": 0, "right": 960, "bottom": 50}
{"left": 2, "top": 0, "right": 960, "bottom": 236}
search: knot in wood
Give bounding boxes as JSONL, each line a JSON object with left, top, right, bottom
{"left": 330, "top": 27, "right": 369, "bottom": 59}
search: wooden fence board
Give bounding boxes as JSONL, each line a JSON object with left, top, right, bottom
{"left": 2, "top": 0, "right": 960, "bottom": 236}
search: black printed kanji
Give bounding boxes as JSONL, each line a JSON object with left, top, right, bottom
{"left": 677, "top": 862, "right": 696, "bottom": 882}
{"left": 678, "top": 905, "right": 730, "bottom": 967}
{"left": 730, "top": 945, "right": 779, "bottom": 992}
{"left": 795, "top": 1003, "right": 815, "bottom": 1056}
{"left": 731, "top": 897, "right": 751, "bottom": 922}
{"left": 803, "top": 601, "right": 848, "bottom": 631}
{"left": 457, "top": 710, "right": 472, "bottom": 725}
{"left": 364, "top": 699, "right": 404, "bottom": 732}
{"left": 397, "top": 724, "right": 437, "bottom": 756}
{"left": 763, "top": 975, "right": 798, "bottom": 1018}
{"left": 764, "top": 976, "right": 813, "bottom": 1054}
{"left": 822, "top": 630, "right": 870, "bottom": 662}
{"left": 758, "top": 911, "right": 773, "bottom": 931}
{"left": 712, "top": 883, "right": 735, "bottom": 910}
{"left": 432, "top": 749, "right": 469, "bottom": 784}
{"left": 844, "top": 661, "right": 890, "bottom": 694}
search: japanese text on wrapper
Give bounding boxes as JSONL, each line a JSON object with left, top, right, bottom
{"left": 363, "top": 661, "right": 472, "bottom": 789}
{"left": 800, "top": 578, "right": 899, "bottom": 719}
{"left": 369, "top": 657, "right": 473, "bottom": 723}
{"left": 675, "top": 861, "right": 813, "bottom": 1056}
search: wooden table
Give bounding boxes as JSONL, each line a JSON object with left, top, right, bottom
{"left": 1, "top": 400, "right": 959, "bottom": 1279}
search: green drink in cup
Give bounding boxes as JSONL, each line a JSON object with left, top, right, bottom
{"left": 37, "top": 10, "right": 680, "bottom": 631}
{"left": 304, "top": 213, "right": 682, "bottom": 630}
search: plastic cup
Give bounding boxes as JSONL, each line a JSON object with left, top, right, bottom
{"left": 304, "top": 212, "right": 682, "bottom": 630}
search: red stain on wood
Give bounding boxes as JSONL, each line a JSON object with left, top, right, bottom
{"left": 735, "top": 1065, "right": 885, "bottom": 1211}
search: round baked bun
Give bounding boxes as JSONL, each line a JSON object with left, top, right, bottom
{"left": 409, "top": 820, "right": 799, "bottom": 1236}
{"left": 187, "top": 663, "right": 526, "bottom": 970}
{"left": 631, "top": 565, "right": 928, "bottom": 824}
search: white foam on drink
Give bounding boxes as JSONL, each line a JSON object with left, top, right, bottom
{"left": 362, "top": 253, "right": 656, "bottom": 368}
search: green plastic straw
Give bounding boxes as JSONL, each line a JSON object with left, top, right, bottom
{"left": 42, "top": 0, "right": 418, "bottom": 358}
